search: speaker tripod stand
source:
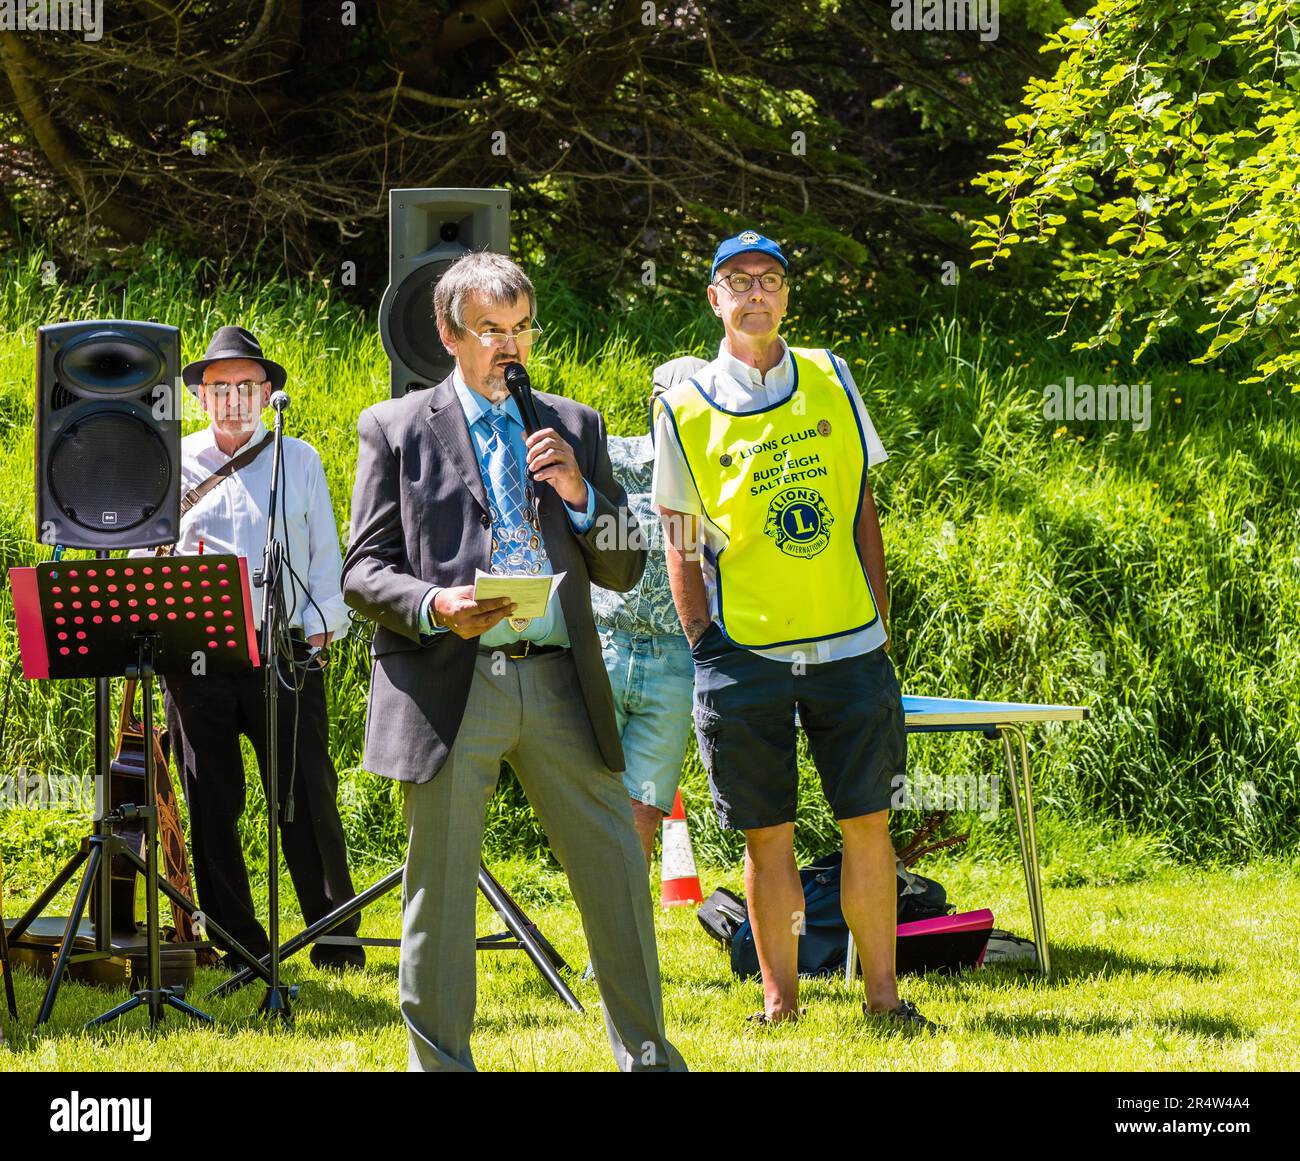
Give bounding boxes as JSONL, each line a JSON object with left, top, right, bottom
{"left": 209, "top": 862, "right": 583, "bottom": 1011}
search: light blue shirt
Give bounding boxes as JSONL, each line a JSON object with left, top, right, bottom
{"left": 419, "top": 372, "right": 596, "bottom": 645}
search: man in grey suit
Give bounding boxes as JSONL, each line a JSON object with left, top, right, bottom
{"left": 342, "top": 250, "right": 686, "bottom": 1072}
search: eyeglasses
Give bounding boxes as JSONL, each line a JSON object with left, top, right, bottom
{"left": 715, "top": 271, "right": 788, "bottom": 294}
{"left": 465, "top": 325, "right": 544, "bottom": 350}
{"left": 203, "top": 380, "right": 266, "bottom": 397}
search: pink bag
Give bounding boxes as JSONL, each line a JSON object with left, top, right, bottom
{"left": 895, "top": 908, "right": 994, "bottom": 975}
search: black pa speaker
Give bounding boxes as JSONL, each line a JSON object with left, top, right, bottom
{"left": 378, "top": 187, "right": 510, "bottom": 397}
{"left": 35, "top": 320, "right": 182, "bottom": 550}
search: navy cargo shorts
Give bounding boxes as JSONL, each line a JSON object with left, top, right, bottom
{"left": 690, "top": 621, "right": 906, "bottom": 832}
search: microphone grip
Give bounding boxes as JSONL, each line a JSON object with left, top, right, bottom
{"left": 518, "top": 391, "right": 542, "bottom": 435}
{"left": 504, "top": 367, "right": 542, "bottom": 435}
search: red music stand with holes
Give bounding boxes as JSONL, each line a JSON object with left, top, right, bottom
{"left": 6, "top": 555, "right": 272, "bottom": 1029}
{"left": 10, "top": 555, "right": 259, "bottom": 681}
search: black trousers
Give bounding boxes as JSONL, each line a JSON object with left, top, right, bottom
{"left": 162, "top": 650, "right": 360, "bottom": 960}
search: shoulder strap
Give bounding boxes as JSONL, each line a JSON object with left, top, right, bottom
{"left": 155, "top": 431, "right": 275, "bottom": 557}
{"left": 180, "top": 430, "right": 274, "bottom": 517}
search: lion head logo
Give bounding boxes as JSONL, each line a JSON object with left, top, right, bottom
{"left": 763, "top": 488, "right": 833, "bottom": 559}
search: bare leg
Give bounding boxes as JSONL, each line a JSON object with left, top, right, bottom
{"left": 743, "top": 822, "right": 803, "bottom": 1022}
{"left": 630, "top": 799, "right": 662, "bottom": 867}
{"left": 839, "top": 810, "right": 900, "bottom": 1012}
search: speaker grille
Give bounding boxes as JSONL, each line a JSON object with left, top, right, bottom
{"left": 47, "top": 411, "right": 172, "bottom": 533}
{"left": 391, "top": 260, "right": 456, "bottom": 383}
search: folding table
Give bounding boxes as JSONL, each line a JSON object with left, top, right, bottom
{"left": 844, "top": 695, "right": 1091, "bottom": 980}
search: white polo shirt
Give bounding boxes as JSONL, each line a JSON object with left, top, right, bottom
{"left": 651, "top": 338, "right": 889, "bottom": 664}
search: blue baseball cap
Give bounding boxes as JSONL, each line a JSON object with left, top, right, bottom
{"left": 710, "top": 231, "right": 789, "bottom": 281}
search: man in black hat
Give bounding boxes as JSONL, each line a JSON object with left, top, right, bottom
{"left": 160, "top": 326, "right": 363, "bottom": 970}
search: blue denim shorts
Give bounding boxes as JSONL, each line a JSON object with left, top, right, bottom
{"left": 599, "top": 628, "right": 695, "bottom": 813}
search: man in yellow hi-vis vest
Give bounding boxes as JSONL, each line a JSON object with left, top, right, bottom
{"left": 653, "top": 231, "right": 935, "bottom": 1032}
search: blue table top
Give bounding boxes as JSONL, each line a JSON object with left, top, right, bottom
{"left": 902, "top": 694, "right": 1089, "bottom": 730}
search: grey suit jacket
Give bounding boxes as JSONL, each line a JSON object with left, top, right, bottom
{"left": 341, "top": 375, "right": 647, "bottom": 784}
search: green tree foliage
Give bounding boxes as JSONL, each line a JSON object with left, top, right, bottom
{"left": 973, "top": 1, "right": 1300, "bottom": 388}
{"left": 0, "top": 0, "right": 1078, "bottom": 307}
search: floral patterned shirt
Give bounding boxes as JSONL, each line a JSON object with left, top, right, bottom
{"left": 590, "top": 433, "right": 682, "bottom": 637}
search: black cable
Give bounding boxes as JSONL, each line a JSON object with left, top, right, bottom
{"left": 268, "top": 488, "right": 300, "bottom": 825}
{"left": 277, "top": 445, "right": 330, "bottom": 669}
{"left": 260, "top": 426, "right": 343, "bottom": 830}
{"left": 0, "top": 655, "right": 20, "bottom": 773}
{"left": 278, "top": 441, "right": 309, "bottom": 830}
{"left": 266, "top": 430, "right": 333, "bottom": 826}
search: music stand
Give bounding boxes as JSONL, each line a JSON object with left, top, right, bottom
{"left": 7, "top": 554, "right": 270, "bottom": 1028}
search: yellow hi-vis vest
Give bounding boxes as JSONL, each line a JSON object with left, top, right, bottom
{"left": 656, "top": 347, "right": 878, "bottom": 649}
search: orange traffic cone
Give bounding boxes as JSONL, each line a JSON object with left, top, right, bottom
{"left": 660, "top": 789, "right": 703, "bottom": 908}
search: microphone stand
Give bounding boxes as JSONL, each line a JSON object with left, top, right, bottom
{"left": 256, "top": 392, "right": 296, "bottom": 1026}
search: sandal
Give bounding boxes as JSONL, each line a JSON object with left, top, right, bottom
{"left": 745, "top": 1006, "right": 803, "bottom": 1028}
{"left": 863, "top": 998, "right": 941, "bottom": 1034}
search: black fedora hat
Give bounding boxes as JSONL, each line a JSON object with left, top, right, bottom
{"left": 181, "top": 325, "right": 287, "bottom": 394}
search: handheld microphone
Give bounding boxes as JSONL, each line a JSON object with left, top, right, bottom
{"left": 270, "top": 390, "right": 290, "bottom": 413}
{"left": 502, "top": 362, "right": 542, "bottom": 435}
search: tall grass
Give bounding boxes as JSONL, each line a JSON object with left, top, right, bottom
{"left": 0, "top": 247, "right": 1296, "bottom": 883}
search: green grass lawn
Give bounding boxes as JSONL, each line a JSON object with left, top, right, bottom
{"left": 3, "top": 857, "right": 1296, "bottom": 1071}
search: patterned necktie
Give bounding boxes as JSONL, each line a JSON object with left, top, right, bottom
{"left": 484, "top": 408, "right": 547, "bottom": 577}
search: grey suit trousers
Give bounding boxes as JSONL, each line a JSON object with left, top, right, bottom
{"left": 399, "top": 649, "right": 686, "bottom": 1072}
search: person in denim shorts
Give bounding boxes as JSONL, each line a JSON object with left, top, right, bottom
{"left": 591, "top": 357, "right": 706, "bottom": 864}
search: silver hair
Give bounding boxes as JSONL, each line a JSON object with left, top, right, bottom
{"left": 433, "top": 250, "right": 536, "bottom": 338}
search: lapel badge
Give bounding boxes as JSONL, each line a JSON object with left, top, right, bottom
{"left": 817, "top": 419, "right": 831, "bottom": 436}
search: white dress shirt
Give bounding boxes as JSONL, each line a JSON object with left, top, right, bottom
{"left": 651, "top": 338, "right": 888, "bottom": 663}
{"left": 155, "top": 419, "right": 351, "bottom": 640}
